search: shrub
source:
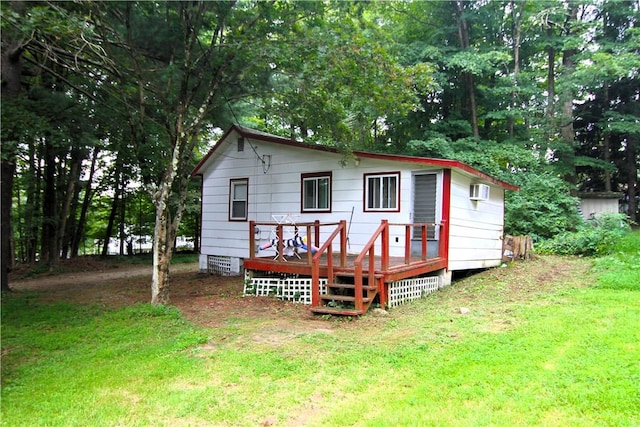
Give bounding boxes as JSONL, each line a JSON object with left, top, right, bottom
{"left": 537, "top": 213, "right": 632, "bottom": 256}
{"left": 504, "top": 173, "right": 584, "bottom": 240}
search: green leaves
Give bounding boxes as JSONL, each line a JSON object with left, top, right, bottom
{"left": 446, "top": 50, "right": 512, "bottom": 76}
{"left": 505, "top": 172, "right": 584, "bottom": 240}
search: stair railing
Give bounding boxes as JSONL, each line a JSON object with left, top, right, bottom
{"left": 353, "top": 219, "right": 389, "bottom": 312}
{"left": 311, "top": 220, "right": 347, "bottom": 306}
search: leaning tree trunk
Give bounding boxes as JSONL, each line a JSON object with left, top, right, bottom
{"left": 72, "top": 147, "right": 100, "bottom": 257}
{"left": 150, "top": 129, "right": 198, "bottom": 305}
{"left": 101, "top": 163, "right": 123, "bottom": 257}
{"left": 58, "top": 148, "right": 82, "bottom": 259}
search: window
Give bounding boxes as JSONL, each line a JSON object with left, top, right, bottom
{"left": 364, "top": 172, "right": 400, "bottom": 212}
{"left": 229, "top": 178, "right": 248, "bottom": 221}
{"left": 301, "top": 172, "right": 331, "bottom": 212}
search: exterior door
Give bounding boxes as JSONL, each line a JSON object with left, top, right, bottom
{"left": 412, "top": 173, "right": 438, "bottom": 256}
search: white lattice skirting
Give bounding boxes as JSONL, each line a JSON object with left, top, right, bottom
{"left": 243, "top": 273, "right": 328, "bottom": 305}
{"left": 207, "top": 255, "right": 241, "bottom": 276}
{"left": 244, "top": 273, "right": 442, "bottom": 308}
{"left": 388, "top": 276, "right": 441, "bottom": 308}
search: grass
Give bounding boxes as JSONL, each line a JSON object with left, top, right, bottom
{"left": 2, "top": 231, "right": 639, "bottom": 426}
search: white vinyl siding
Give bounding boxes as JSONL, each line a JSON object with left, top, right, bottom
{"left": 447, "top": 171, "right": 505, "bottom": 270}
{"left": 198, "top": 128, "right": 509, "bottom": 270}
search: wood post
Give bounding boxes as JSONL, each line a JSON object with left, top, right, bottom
{"left": 503, "top": 235, "right": 534, "bottom": 261}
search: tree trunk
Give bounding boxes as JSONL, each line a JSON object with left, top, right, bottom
{"left": 453, "top": 0, "right": 479, "bottom": 138}
{"left": 102, "top": 162, "right": 123, "bottom": 257}
{"left": 546, "top": 24, "right": 555, "bottom": 137}
{"left": 62, "top": 183, "right": 81, "bottom": 259}
{"left": 151, "top": 184, "right": 175, "bottom": 305}
{"left": 1, "top": 160, "right": 16, "bottom": 291}
{"left": 503, "top": 235, "right": 534, "bottom": 261}
{"left": 508, "top": 0, "right": 524, "bottom": 137}
{"left": 119, "top": 188, "right": 126, "bottom": 256}
{"left": 72, "top": 147, "right": 100, "bottom": 257}
{"left": 559, "top": 5, "right": 579, "bottom": 188}
{"left": 150, "top": 129, "right": 195, "bottom": 304}
{"left": 1, "top": 11, "right": 25, "bottom": 290}
{"left": 41, "top": 138, "right": 59, "bottom": 270}
{"left": 58, "top": 148, "right": 81, "bottom": 259}
{"left": 627, "top": 136, "right": 638, "bottom": 222}
{"left": 603, "top": 86, "right": 612, "bottom": 192}
{"left": 24, "top": 139, "right": 41, "bottom": 263}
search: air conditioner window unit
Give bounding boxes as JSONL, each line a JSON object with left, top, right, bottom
{"left": 470, "top": 183, "right": 490, "bottom": 201}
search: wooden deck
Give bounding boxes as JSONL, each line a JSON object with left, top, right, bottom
{"left": 244, "top": 253, "right": 446, "bottom": 284}
{"left": 246, "top": 219, "right": 448, "bottom": 316}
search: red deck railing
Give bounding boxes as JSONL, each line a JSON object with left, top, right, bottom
{"left": 311, "top": 220, "right": 347, "bottom": 306}
{"left": 248, "top": 219, "right": 445, "bottom": 311}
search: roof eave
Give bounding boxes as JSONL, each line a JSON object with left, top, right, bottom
{"left": 191, "top": 125, "right": 520, "bottom": 191}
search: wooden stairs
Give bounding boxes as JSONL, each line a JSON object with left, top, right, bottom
{"left": 310, "top": 272, "right": 384, "bottom": 316}
{"left": 247, "top": 218, "right": 447, "bottom": 317}
{"left": 307, "top": 219, "right": 443, "bottom": 317}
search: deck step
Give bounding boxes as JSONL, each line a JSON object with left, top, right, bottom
{"left": 310, "top": 307, "right": 365, "bottom": 316}
{"left": 333, "top": 270, "right": 384, "bottom": 279}
{"left": 327, "top": 283, "right": 377, "bottom": 291}
{"left": 320, "top": 294, "right": 372, "bottom": 303}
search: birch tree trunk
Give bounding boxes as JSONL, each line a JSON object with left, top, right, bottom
{"left": 150, "top": 130, "right": 194, "bottom": 304}
{"left": 151, "top": 189, "right": 174, "bottom": 304}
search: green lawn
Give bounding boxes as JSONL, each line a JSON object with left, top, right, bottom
{"left": 2, "top": 232, "right": 639, "bottom": 426}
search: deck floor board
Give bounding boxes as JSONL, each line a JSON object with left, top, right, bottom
{"left": 244, "top": 253, "right": 446, "bottom": 283}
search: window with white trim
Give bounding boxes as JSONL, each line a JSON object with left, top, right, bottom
{"left": 302, "top": 172, "right": 331, "bottom": 212}
{"left": 229, "top": 178, "right": 248, "bottom": 221}
{"left": 365, "top": 172, "right": 400, "bottom": 211}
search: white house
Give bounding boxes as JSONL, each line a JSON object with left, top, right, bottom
{"left": 191, "top": 125, "right": 518, "bottom": 314}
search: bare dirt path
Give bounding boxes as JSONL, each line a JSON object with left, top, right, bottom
{"left": 7, "top": 259, "right": 331, "bottom": 333}
{"left": 9, "top": 262, "right": 196, "bottom": 291}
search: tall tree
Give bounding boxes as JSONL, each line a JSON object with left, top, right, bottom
{"left": 82, "top": 1, "right": 310, "bottom": 303}
{"left": 1, "top": 1, "right": 28, "bottom": 290}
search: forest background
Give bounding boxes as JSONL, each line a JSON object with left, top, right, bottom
{"left": 1, "top": 0, "right": 638, "bottom": 301}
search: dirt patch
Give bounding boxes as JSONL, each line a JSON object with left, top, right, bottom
{"left": 8, "top": 258, "right": 338, "bottom": 334}
{"left": 7, "top": 255, "right": 593, "bottom": 336}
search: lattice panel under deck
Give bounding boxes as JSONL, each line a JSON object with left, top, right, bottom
{"left": 243, "top": 273, "right": 327, "bottom": 305}
{"left": 388, "top": 276, "right": 440, "bottom": 308}
{"left": 207, "top": 255, "right": 241, "bottom": 276}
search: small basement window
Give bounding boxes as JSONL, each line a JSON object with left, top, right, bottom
{"left": 470, "top": 183, "right": 490, "bottom": 201}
